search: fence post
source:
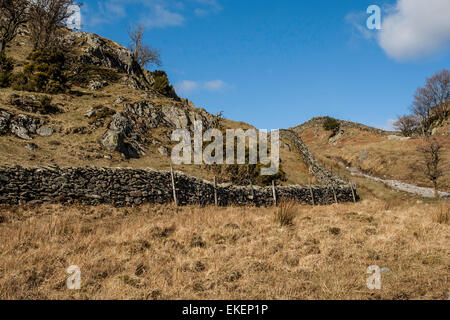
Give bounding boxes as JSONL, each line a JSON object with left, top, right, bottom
{"left": 170, "top": 164, "right": 178, "bottom": 206}
{"left": 332, "top": 186, "right": 338, "bottom": 204}
{"left": 250, "top": 181, "right": 255, "bottom": 202}
{"left": 272, "top": 180, "right": 277, "bottom": 207}
{"left": 213, "top": 176, "right": 218, "bottom": 207}
{"left": 309, "top": 180, "right": 315, "bottom": 206}
{"left": 350, "top": 181, "right": 356, "bottom": 203}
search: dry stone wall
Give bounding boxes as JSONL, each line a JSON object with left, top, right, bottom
{"left": 0, "top": 166, "right": 357, "bottom": 207}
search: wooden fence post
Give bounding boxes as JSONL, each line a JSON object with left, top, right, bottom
{"left": 332, "top": 186, "right": 338, "bottom": 204}
{"left": 272, "top": 180, "right": 277, "bottom": 207}
{"left": 350, "top": 181, "right": 356, "bottom": 203}
{"left": 170, "top": 164, "right": 178, "bottom": 206}
{"left": 309, "top": 180, "right": 315, "bottom": 206}
{"left": 213, "top": 176, "right": 218, "bottom": 207}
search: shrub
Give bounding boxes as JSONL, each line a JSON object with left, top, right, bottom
{"left": 323, "top": 116, "right": 340, "bottom": 132}
{"left": 0, "top": 52, "right": 14, "bottom": 88}
{"left": 152, "top": 70, "right": 174, "bottom": 95}
{"left": 13, "top": 47, "right": 68, "bottom": 93}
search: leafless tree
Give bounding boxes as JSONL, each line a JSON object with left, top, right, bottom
{"left": 414, "top": 137, "right": 445, "bottom": 198}
{"left": 426, "top": 69, "right": 449, "bottom": 122}
{"left": 0, "top": 0, "right": 29, "bottom": 52}
{"left": 128, "top": 24, "right": 161, "bottom": 69}
{"left": 393, "top": 114, "right": 419, "bottom": 137}
{"left": 410, "top": 69, "right": 449, "bottom": 133}
{"left": 28, "top": 0, "right": 74, "bottom": 49}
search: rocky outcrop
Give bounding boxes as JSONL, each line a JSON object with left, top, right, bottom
{"left": 64, "top": 31, "right": 156, "bottom": 92}
{"left": 0, "top": 110, "right": 48, "bottom": 140}
{"left": 100, "top": 101, "right": 216, "bottom": 158}
{"left": 101, "top": 112, "right": 146, "bottom": 159}
{"left": 0, "top": 166, "right": 357, "bottom": 207}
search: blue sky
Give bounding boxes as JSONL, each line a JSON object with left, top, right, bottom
{"left": 80, "top": 0, "right": 450, "bottom": 130}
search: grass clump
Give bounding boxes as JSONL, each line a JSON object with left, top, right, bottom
{"left": 274, "top": 201, "right": 297, "bottom": 227}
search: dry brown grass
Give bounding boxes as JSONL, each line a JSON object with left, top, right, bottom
{"left": 0, "top": 199, "right": 448, "bottom": 300}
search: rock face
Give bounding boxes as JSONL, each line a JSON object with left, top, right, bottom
{"left": 0, "top": 166, "right": 357, "bottom": 207}
{"left": 65, "top": 31, "right": 155, "bottom": 91}
{"left": 101, "top": 112, "right": 146, "bottom": 159}
{"left": 1, "top": 109, "right": 53, "bottom": 140}
{"left": 100, "top": 101, "right": 216, "bottom": 158}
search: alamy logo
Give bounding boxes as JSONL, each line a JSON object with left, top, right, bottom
{"left": 66, "top": 265, "right": 81, "bottom": 290}
{"left": 366, "top": 265, "right": 390, "bottom": 290}
{"left": 66, "top": 4, "right": 82, "bottom": 30}
{"left": 171, "top": 121, "right": 280, "bottom": 176}
{"left": 366, "top": 5, "right": 381, "bottom": 30}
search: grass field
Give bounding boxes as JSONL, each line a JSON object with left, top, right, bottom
{"left": 0, "top": 196, "right": 448, "bottom": 300}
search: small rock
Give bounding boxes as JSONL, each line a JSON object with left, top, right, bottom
{"left": 85, "top": 108, "right": 97, "bottom": 118}
{"left": 88, "top": 80, "right": 108, "bottom": 91}
{"left": 36, "top": 126, "right": 54, "bottom": 137}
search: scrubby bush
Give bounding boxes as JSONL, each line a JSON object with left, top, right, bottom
{"left": 323, "top": 116, "right": 340, "bottom": 132}
{"left": 0, "top": 52, "right": 14, "bottom": 88}
{"left": 12, "top": 47, "right": 68, "bottom": 93}
{"left": 152, "top": 70, "right": 175, "bottom": 95}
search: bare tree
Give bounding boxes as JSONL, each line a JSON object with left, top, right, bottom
{"left": 426, "top": 69, "right": 449, "bottom": 122}
{"left": 0, "top": 0, "right": 29, "bottom": 52}
{"left": 415, "top": 137, "right": 445, "bottom": 198}
{"left": 393, "top": 114, "right": 419, "bottom": 137}
{"left": 128, "top": 24, "right": 161, "bottom": 69}
{"left": 28, "top": 0, "right": 74, "bottom": 49}
{"left": 410, "top": 69, "right": 449, "bottom": 133}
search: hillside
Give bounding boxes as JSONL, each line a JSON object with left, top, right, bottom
{"left": 0, "top": 28, "right": 316, "bottom": 186}
{"left": 292, "top": 117, "right": 450, "bottom": 193}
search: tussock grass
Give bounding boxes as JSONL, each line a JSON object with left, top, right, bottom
{"left": 0, "top": 199, "right": 448, "bottom": 300}
{"left": 274, "top": 201, "right": 297, "bottom": 227}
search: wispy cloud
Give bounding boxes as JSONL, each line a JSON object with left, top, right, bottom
{"left": 85, "top": 0, "right": 222, "bottom": 28}
{"left": 193, "top": 0, "right": 223, "bottom": 17}
{"left": 175, "top": 79, "right": 229, "bottom": 95}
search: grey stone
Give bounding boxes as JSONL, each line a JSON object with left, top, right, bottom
{"left": 36, "top": 126, "right": 54, "bottom": 137}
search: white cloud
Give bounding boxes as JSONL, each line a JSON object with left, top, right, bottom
{"left": 175, "top": 79, "right": 229, "bottom": 95}
{"left": 379, "top": 0, "right": 450, "bottom": 60}
{"left": 347, "top": 0, "right": 450, "bottom": 61}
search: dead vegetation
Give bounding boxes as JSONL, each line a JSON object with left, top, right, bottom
{"left": 0, "top": 198, "right": 448, "bottom": 300}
